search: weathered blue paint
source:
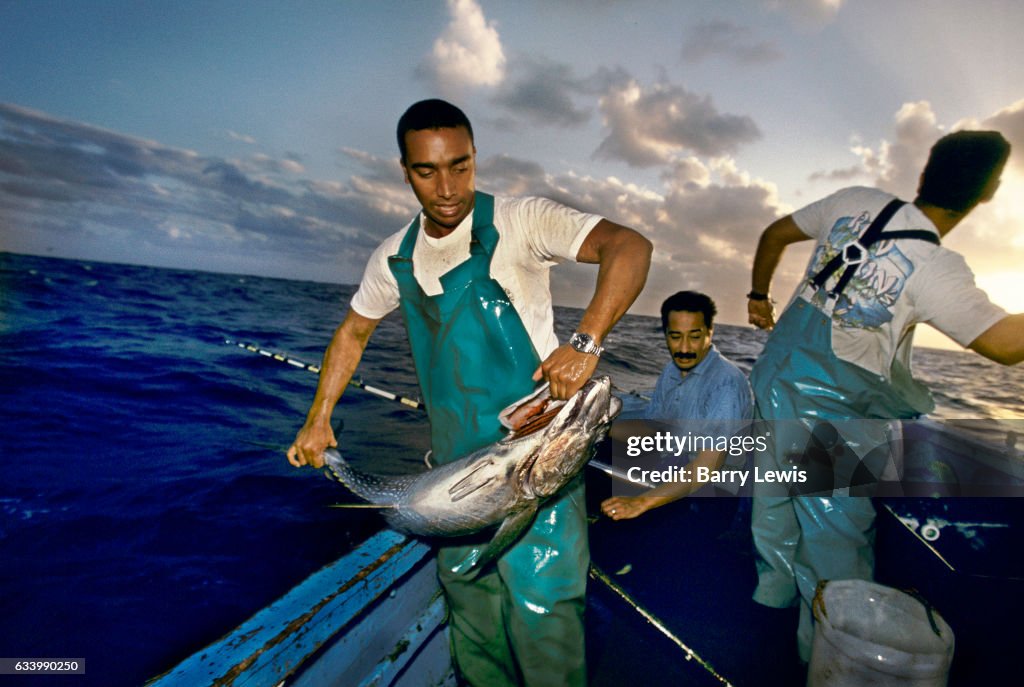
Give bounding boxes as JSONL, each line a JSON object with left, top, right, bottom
{"left": 146, "top": 529, "right": 450, "bottom": 686}
{"left": 288, "top": 553, "right": 453, "bottom": 687}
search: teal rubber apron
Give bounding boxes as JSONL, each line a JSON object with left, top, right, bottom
{"left": 748, "top": 199, "right": 939, "bottom": 660}
{"left": 388, "top": 192, "right": 588, "bottom": 687}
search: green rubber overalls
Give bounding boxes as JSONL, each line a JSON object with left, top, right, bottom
{"left": 749, "top": 199, "right": 939, "bottom": 660}
{"left": 388, "top": 192, "right": 588, "bottom": 687}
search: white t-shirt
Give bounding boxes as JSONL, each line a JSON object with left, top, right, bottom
{"left": 351, "top": 194, "right": 603, "bottom": 358}
{"left": 789, "top": 186, "right": 1006, "bottom": 378}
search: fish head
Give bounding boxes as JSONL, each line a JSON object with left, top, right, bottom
{"left": 520, "top": 375, "right": 622, "bottom": 499}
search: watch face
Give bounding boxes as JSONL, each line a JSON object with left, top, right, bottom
{"left": 571, "top": 333, "right": 594, "bottom": 352}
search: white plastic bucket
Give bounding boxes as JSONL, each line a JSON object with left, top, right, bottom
{"left": 807, "top": 580, "right": 954, "bottom": 687}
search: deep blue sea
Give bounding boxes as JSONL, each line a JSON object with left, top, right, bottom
{"left": 2, "top": 251, "right": 1022, "bottom": 686}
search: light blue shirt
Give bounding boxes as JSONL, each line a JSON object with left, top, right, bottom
{"left": 646, "top": 345, "right": 753, "bottom": 425}
{"left": 631, "top": 344, "right": 755, "bottom": 486}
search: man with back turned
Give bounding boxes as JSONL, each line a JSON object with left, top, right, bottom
{"left": 745, "top": 130, "right": 1023, "bottom": 662}
{"left": 287, "top": 99, "right": 651, "bottom": 686}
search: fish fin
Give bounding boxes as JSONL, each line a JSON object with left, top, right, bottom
{"left": 448, "top": 457, "right": 497, "bottom": 502}
{"left": 461, "top": 504, "right": 538, "bottom": 575}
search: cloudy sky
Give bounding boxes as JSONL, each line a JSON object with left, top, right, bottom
{"left": 2, "top": 0, "right": 1023, "bottom": 347}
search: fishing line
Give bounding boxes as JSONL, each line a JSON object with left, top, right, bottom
{"left": 225, "top": 340, "right": 425, "bottom": 410}
{"left": 613, "top": 385, "right": 650, "bottom": 402}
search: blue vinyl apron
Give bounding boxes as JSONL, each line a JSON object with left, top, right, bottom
{"left": 388, "top": 192, "right": 588, "bottom": 687}
{"left": 748, "top": 199, "right": 939, "bottom": 660}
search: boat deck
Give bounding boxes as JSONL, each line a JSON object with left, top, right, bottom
{"left": 583, "top": 473, "right": 1024, "bottom": 686}
{"left": 149, "top": 423, "right": 1024, "bottom": 687}
{"left": 584, "top": 480, "right": 804, "bottom": 687}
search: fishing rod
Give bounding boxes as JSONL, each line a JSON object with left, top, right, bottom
{"left": 227, "top": 339, "right": 648, "bottom": 408}
{"left": 233, "top": 339, "right": 721, "bottom": 676}
{"left": 225, "top": 340, "right": 425, "bottom": 410}
{"left": 589, "top": 563, "right": 734, "bottom": 686}
{"left": 229, "top": 339, "right": 651, "bottom": 486}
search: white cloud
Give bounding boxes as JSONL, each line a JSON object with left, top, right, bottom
{"left": 422, "top": 0, "right": 506, "bottom": 92}
{"left": 0, "top": 101, "right": 786, "bottom": 322}
{"left": 9, "top": 91, "right": 1020, "bottom": 325}
{"left": 811, "top": 100, "right": 943, "bottom": 197}
{"left": 226, "top": 130, "right": 257, "bottom": 145}
{"left": 656, "top": 158, "right": 781, "bottom": 263}
{"left": 493, "top": 57, "right": 592, "bottom": 126}
{"left": 0, "top": 104, "right": 407, "bottom": 280}
{"left": 878, "top": 101, "right": 942, "bottom": 196}
{"left": 951, "top": 99, "right": 1024, "bottom": 276}
{"left": 594, "top": 79, "right": 761, "bottom": 167}
{"left": 249, "top": 153, "right": 306, "bottom": 176}
{"left": 514, "top": 151, "right": 787, "bottom": 322}
{"left": 978, "top": 98, "right": 1024, "bottom": 171}
{"left": 662, "top": 156, "right": 712, "bottom": 190}
{"left": 822, "top": 98, "right": 1024, "bottom": 198}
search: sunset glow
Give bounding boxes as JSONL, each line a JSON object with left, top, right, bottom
{"left": 0, "top": 1, "right": 1021, "bottom": 329}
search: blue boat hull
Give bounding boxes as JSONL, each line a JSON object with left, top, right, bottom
{"left": 146, "top": 530, "right": 454, "bottom": 687}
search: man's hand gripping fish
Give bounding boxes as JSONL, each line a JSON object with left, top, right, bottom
{"left": 323, "top": 376, "right": 621, "bottom": 572}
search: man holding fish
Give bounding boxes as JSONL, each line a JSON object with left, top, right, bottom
{"left": 287, "top": 99, "right": 651, "bottom": 686}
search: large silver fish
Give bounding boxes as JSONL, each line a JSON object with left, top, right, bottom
{"left": 324, "top": 376, "right": 621, "bottom": 571}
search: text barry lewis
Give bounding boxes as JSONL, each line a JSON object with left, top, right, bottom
{"left": 626, "top": 465, "right": 808, "bottom": 488}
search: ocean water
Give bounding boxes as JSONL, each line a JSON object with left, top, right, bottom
{"left": 1, "top": 251, "right": 1022, "bottom": 686}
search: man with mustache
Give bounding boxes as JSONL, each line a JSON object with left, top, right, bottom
{"left": 601, "top": 291, "right": 752, "bottom": 519}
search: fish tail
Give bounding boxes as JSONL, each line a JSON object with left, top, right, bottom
{"left": 323, "top": 448, "right": 404, "bottom": 505}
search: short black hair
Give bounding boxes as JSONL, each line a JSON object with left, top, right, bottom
{"left": 917, "top": 130, "right": 1011, "bottom": 213}
{"left": 660, "top": 291, "right": 717, "bottom": 331}
{"left": 396, "top": 99, "right": 474, "bottom": 162}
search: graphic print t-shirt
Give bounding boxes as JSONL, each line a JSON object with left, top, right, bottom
{"left": 789, "top": 186, "right": 1006, "bottom": 378}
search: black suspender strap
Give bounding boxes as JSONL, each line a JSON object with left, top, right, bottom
{"left": 810, "top": 198, "right": 940, "bottom": 299}
{"left": 811, "top": 199, "right": 906, "bottom": 292}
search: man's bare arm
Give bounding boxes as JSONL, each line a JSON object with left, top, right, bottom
{"left": 748, "top": 215, "right": 811, "bottom": 330}
{"left": 969, "top": 313, "right": 1024, "bottom": 365}
{"left": 600, "top": 450, "right": 726, "bottom": 520}
{"left": 287, "top": 309, "right": 381, "bottom": 468}
{"left": 534, "top": 219, "right": 652, "bottom": 399}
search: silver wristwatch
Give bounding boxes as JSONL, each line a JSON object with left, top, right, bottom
{"left": 568, "top": 332, "right": 604, "bottom": 357}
